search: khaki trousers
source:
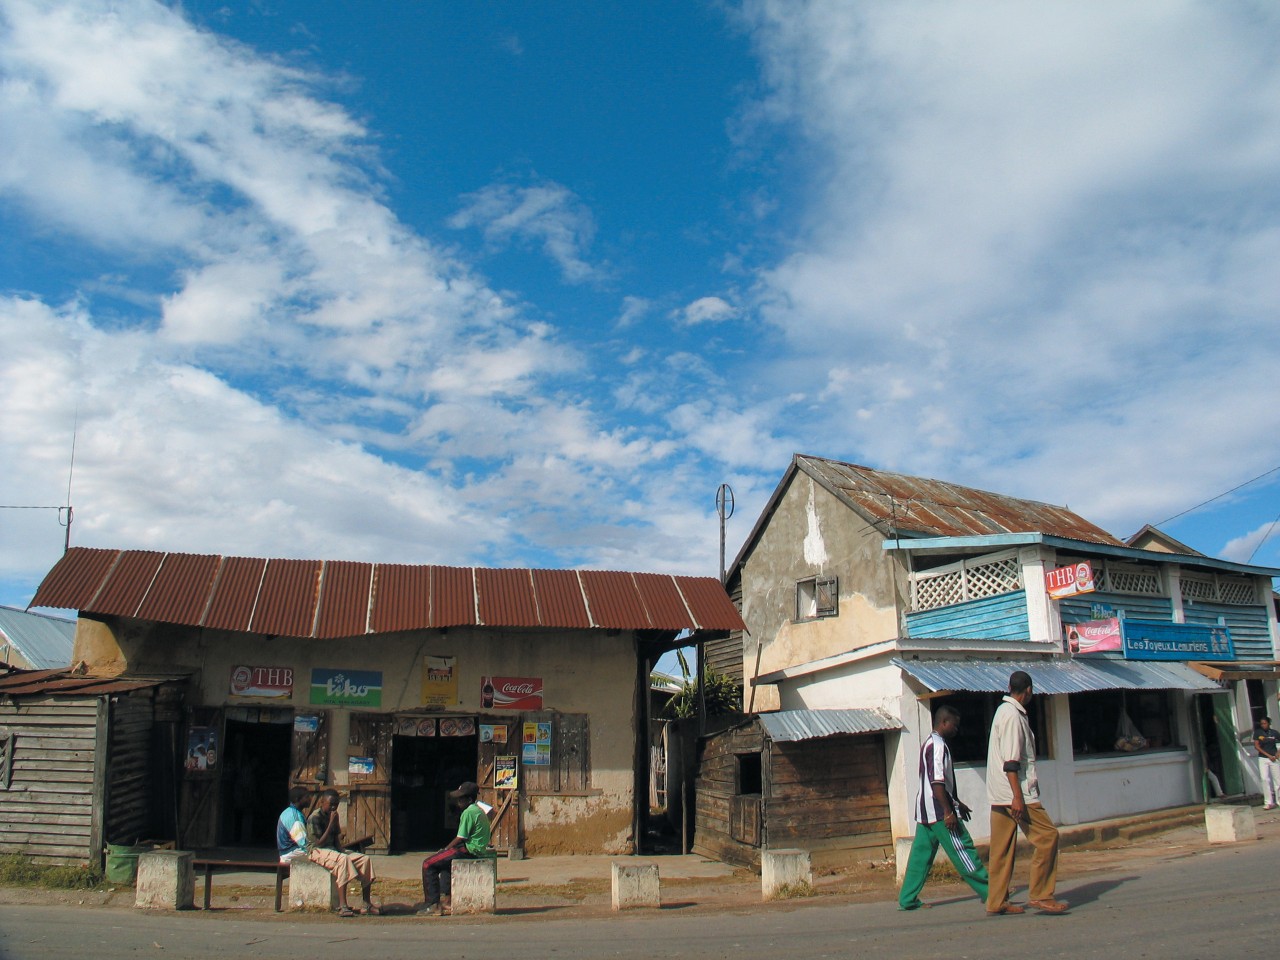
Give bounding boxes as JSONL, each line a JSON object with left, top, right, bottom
{"left": 986, "top": 802, "right": 1058, "bottom": 911}
{"left": 309, "top": 847, "right": 375, "bottom": 889}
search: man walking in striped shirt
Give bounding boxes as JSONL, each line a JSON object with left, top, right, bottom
{"left": 899, "top": 704, "right": 990, "bottom": 911}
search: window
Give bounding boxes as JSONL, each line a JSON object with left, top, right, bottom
{"left": 0, "top": 728, "right": 12, "bottom": 790}
{"left": 795, "top": 576, "right": 838, "bottom": 620}
{"left": 1069, "top": 690, "right": 1179, "bottom": 756}
{"left": 932, "top": 693, "right": 1050, "bottom": 765}
{"left": 736, "top": 752, "right": 762, "bottom": 795}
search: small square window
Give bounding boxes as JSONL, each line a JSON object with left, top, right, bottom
{"left": 795, "top": 576, "right": 838, "bottom": 620}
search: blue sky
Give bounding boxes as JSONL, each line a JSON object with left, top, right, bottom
{"left": 3, "top": 0, "right": 1280, "bottom": 620}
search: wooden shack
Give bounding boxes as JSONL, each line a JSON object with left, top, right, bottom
{"left": 0, "top": 668, "right": 184, "bottom": 864}
{"left": 692, "top": 708, "right": 900, "bottom": 870}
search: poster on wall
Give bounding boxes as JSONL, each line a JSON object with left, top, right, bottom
{"left": 495, "top": 756, "right": 518, "bottom": 789}
{"left": 229, "top": 665, "right": 294, "bottom": 699}
{"left": 348, "top": 756, "right": 375, "bottom": 775}
{"left": 480, "top": 724, "right": 508, "bottom": 744}
{"left": 481, "top": 676, "right": 544, "bottom": 710}
{"left": 422, "top": 655, "right": 458, "bottom": 707}
{"left": 1045, "top": 561, "right": 1096, "bottom": 599}
{"left": 438, "top": 717, "right": 476, "bottom": 737}
{"left": 1064, "top": 618, "right": 1122, "bottom": 655}
{"left": 293, "top": 714, "right": 319, "bottom": 733}
{"left": 310, "top": 668, "right": 383, "bottom": 707}
{"left": 522, "top": 721, "right": 552, "bottom": 766}
{"left": 185, "top": 726, "right": 218, "bottom": 771}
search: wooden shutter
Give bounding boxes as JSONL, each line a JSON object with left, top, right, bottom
{"left": 345, "top": 713, "right": 393, "bottom": 853}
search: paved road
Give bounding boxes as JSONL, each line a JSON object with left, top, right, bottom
{"left": 0, "top": 838, "right": 1273, "bottom": 960}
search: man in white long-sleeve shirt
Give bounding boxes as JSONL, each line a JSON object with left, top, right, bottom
{"left": 984, "top": 671, "right": 1068, "bottom": 916}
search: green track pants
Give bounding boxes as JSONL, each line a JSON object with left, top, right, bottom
{"left": 898, "top": 819, "right": 989, "bottom": 910}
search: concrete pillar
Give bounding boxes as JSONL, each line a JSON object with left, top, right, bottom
{"left": 134, "top": 850, "right": 194, "bottom": 910}
{"left": 289, "top": 858, "right": 338, "bottom": 910}
{"left": 761, "top": 848, "right": 811, "bottom": 900}
{"left": 894, "top": 837, "right": 914, "bottom": 883}
{"left": 1206, "top": 805, "right": 1257, "bottom": 843}
{"left": 451, "top": 857, "right": 497, "bottom": 914}
{"left": 611, "top": 861, "right": 660, "bottom": 910}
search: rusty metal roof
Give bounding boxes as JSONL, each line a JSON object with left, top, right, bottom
{"left": 0, "top": 666, "right": 164, "bottom": 698}
{"left": 797, "top": 455, "right": 1123, "bottom": 544}
{"left": 30, "top": 548, "right": 745, "bottom": 639}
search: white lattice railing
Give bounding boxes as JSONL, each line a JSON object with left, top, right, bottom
{"left": 1100, "top": 563, "right": 1163, "bottom": 596}
{"left": 911, "top": 551, "right": 1022, "bottom": 612}
{"left": 1182, "top": 574, "right": 1257, "bottom": 606}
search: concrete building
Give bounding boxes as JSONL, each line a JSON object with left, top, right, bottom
{"left": 30, "top": 546, "right": 742, "bottom": 859}
{"left": 711, "top": 454, "right": 1280, "bottom": 848}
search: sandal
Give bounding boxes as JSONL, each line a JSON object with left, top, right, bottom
{"left": 337, "top": 905, "right": 357, "bottom": 918}
{"left": 360, "top": 903, "right": 382, "bottom": 916}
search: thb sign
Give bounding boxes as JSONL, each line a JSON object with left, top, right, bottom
{"left": 1045, "top": 561, "right": 1096, "bottom": 600}
{"left": 229, "top": 665, "right": 294, "bottom": 699}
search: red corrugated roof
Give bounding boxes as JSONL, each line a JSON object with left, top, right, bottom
{"left": 0, "top": 667, "right": 163, "bottom": 697}
{"left": 29, "top": 548, "right": 745, "bottom": 638}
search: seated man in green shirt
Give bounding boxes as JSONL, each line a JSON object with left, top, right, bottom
{"left": 419, "top": 781, "right": 496, "bottom": 916}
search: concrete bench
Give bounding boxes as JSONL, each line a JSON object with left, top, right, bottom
{"left": 192, "top": 857, "right": 288, "bottom": 911}
{"left": 761, "top": 848, "right": 812, "bottom": 900}
{"left": 451, "top": 857, "right": 497, "bottom": 914}
{"left": 135, "top": 850, "right": 195, "bottom": 910}
{"left": 611, "top": 861, "right": 660, "bottom": 910}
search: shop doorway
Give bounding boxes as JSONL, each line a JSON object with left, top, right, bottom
{"left": 1196, "top": 692, "right": 1244, "bottom": 798}
{"left": 389, "top": 730, "right": 477, "bottom": 852}
{"left": 220, "top": 718, "right": 292, "bottom": 847}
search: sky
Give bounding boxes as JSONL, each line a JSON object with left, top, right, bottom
{"left": 3, "top": 0, "right": 1280, "bottom": 626}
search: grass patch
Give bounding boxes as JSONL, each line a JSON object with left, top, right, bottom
{"left": 768, "top": 880, "right": 815, "bottom": 900}
{"left": 0, "top": 855, "right": 105, "bottom": 890}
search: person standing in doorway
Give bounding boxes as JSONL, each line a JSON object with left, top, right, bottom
{"left": 985, "top": 671, "right": 1069, "bottom": 916}
{"left": 1254, "top": 716, "right": 1280, "bottom": 810}
{"left": 899, "top": 704, "right": 989, "bottom": 911}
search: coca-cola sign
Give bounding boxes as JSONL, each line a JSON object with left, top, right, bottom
{"left": 481, "top": 675, "right": 543, "bottom": 710}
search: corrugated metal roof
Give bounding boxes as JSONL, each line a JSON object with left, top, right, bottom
{"left": 892, "top": 657, "right": 1222, "bottom": 694}
{"left": 758, "top": 707, "right": 903, "bottom": 742}
{"left": 29, "top": 547, "right": 745, "bottom": 639}
{"left": 798, "top": 455, "right": 1123, "bottom": 545}
{"left": 0, "top": 606, "right": 76, "bottom": 670}
{"left": 0, "top": 667, "right": 164, "bottom": 698}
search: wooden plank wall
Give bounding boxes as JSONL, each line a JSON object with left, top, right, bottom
{"left": 691, "top": 723, "right": 763, "bottom": 867}
{"left": 0, "top": 695, "right": 102, "bottom": 862}
{"left": 105, "top": 691, "right": 155, "bottom": 845}
{"left": 766, "top": 735, "right": 892, "bottom": 860}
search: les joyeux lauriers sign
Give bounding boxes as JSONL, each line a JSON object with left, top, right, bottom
{"left": 1044, "top": 561, "right": 1096, "bottom": 600}
{"left": 230, "top": 665, "right": 294, "bottom": 699}
{"left": 481, "top": 676, "right": 543, "bottom": 710}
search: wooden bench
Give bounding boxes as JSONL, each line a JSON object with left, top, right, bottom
{"left": 192, "top": 839, "right": 374, "bottom": 912}
{"left": 192, "top": 858, "right": 288, "bottom": 911}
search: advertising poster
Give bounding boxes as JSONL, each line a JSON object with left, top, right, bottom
{"left": 229, "top": 665, "right": 294, "bottom": 699}
{"left": 422, "top": 655, "right": 458, "bottom": 707}
{"left": 348, "top": 756, "right": 375, "bottom": 775}
{"left": 293, "top": 714, "right": 319, "bottom": 733}
{"left": 438, "top": 717, "right": 476, "bottom": 737}
{"left": 480, "top": 724, "right": 508, "bottom": 744}
{"left": 185, "top": 726, "right": 218, "bottom": 771}
{"left": 522, "top": 721, "right": 552, "bottom": 766}
{"left": 310, "top": 668, "right": 382, "bottom": 707}
{"left": 495, "top": 756, "right": 518, "bottom": 789}
{"left": 1044, "top": 561, "right": 1096, "bottom": 599}
{"left": 1064, "top": 618, "right": 1123, "bottom": 655}
{"left": 481, "top": 676, "right": 544, "bottom": 710}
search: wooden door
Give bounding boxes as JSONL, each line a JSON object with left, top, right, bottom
{"left": 177, "top": 706, "right": 223, "bottom": 849}
{"left": 346, "top": 713, "right": 394, "bottom": 852}
{"left": 477, "top": 716, "right": 520, "bottom": 852}
{"left": 290, "top": 709, "right": 329, "bottom": 790}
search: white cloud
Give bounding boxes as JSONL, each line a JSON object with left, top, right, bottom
{"left": 739, "top": 0, "right": 1280, "bottom": 535}
{"left": 676, "top": 295, "right": 736, "bottom": 325}
{"left": 1221, "top": 520, "right": 1280, "bottom": 565}
{"left": 450, "top": 180, "right": 604, "bottom": 284}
